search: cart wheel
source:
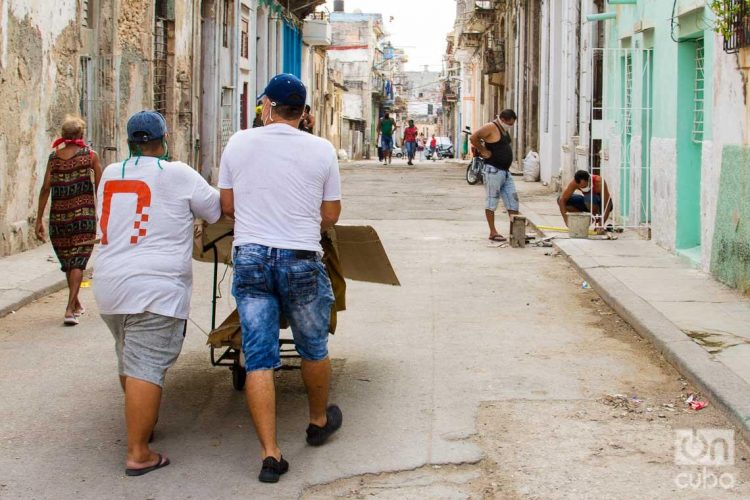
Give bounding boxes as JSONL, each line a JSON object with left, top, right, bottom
{"left": 232, "top": 364, "right": 246, "bottom": 391}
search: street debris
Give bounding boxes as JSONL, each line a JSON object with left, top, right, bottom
{"left": 582, "top": 281, "right": 591, "bottom": 289}
{"left": 690, "top": 400, "right": 708, "bottom": 410}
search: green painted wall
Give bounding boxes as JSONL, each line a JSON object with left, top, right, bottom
{"left": 711, "top": 146, "right": 750, "bottom": 294}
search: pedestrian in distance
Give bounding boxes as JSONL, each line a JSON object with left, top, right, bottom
{"left": 470, "top": 109, "right": 519, "bottom": 242}
{"left": 403, "top": 120, "right": 418, "bottom": 166}
{"left": 94, "top": 110, "right": 221, "bottom": 477}
{"left": 417, "top": 132, "right": 426, "bottom": 161}
{"left": 299, "top": 104, "right": 315, "bottom": 134}
{"left": 429, "top": 134, "right": 438, "bottom": 161}
{"left": 462, "top": 126, "right": 472, "bottom": 159}
{"left": 377, "top": 112, "right": 398, "bottom": 165}
{"left": 558, "top": 170, "right": 614, "bottom": 231}
{"left": 218, "top": 74, "right": 343, "bottom": 484}
{"left": 35, "top": 115, "right": 102, "bottom": 326}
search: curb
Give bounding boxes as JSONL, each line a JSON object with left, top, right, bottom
{"left": 523, "top": 205, "right": 750, "bottom": 443}
{"left": 0, "top": 274, "right": 69, "bottom": 319}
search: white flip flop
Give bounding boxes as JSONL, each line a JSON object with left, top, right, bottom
{"left": 63, "top": 315, "right": 79, "bottom": 326}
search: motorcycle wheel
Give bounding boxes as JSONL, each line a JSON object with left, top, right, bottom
{"left": 466, "top": 162, "right": 480, "bottom": 185}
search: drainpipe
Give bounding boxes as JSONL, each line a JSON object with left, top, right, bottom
{"left": 586, "top": 12, "right": 617, "bottom": 22}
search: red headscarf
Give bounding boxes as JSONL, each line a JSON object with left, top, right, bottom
{"left": 52, "top": 138, "right": 87, "bottom": 149}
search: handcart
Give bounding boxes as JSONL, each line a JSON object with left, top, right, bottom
{"left": 193, "top": 218, "right": 400, "bottom": 391}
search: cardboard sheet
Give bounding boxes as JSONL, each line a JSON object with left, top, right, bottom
{"left": 193, "top": 221, "right": 400, "bottom": 287}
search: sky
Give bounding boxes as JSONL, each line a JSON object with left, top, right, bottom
{"left": 324, "top": 0, "right": 456, "bottom": 72}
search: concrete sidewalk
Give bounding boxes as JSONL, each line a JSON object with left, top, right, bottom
{"left": 0, "top": 243, "right": 69, "bottom": 318}
{"left": 522, "top": 192, "right": 750, "bottom": 440}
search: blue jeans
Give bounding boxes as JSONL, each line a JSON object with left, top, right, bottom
{"left": 404, "top": 141, "right": 416, "bottom": 159}
{"left": 232, "top": 244, "right": 334, "bottom": 372}
{"left": 563, "top": 194, "right": 602, "bottom": 212}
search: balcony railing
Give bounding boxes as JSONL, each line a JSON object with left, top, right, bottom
{"left": 723, "top": 0, "right": 750, "bottom": 53}
{"left": 484, "top": 41, "right": 505, "bottom": 74}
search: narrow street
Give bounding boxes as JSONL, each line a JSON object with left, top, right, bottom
{"left": 1, "top": 161, "right": 749, "bottom": 499}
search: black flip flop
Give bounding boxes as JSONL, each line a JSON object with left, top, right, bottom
{"left": 125, "top": 454, "right": 170, "bottom": 477}
{"left": 488, "top": 235, "right": 507, "bottom": 242}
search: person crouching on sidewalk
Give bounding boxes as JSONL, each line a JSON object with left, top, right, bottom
{"left": 93, "top": 111, "right": 221, "bottom": 476}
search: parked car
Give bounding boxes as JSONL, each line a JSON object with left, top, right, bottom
{"left": 393, "top": 146, "right": 403, "bottom": 158}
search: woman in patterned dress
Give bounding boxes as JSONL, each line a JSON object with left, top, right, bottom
{"left": 35, "top": 116, "right": 102, "bottom": 326}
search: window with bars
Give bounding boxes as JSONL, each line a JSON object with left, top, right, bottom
{"left": 692, "top": 39, "right": 705, "bottom": 144}
{"left": 722, "top": 0, "right": 750, "bottom": 53}
{"left": 153, "top": 17, "right": 169, "bottom": 116}
{"left": 241, "top": 18, "right": 249, "bottom": 58}
{"left": 223, "top": 0, "right": 231, "bottom": 48}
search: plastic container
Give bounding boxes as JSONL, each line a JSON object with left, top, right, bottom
{"left": 568, "top": 213, "right": 591, "bottom": 239}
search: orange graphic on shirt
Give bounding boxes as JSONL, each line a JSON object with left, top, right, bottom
{"left": 100, "top": 180, "right": 152, "bottom": 245}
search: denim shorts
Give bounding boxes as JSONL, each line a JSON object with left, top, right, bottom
{"left": 101, "top": 312, "right": 186, "bottom": 387}
{"left": 484, "top": 166, "right": 519, "bottom": 212}
{"left": 232, "top": 244, "right": 335, "bottom": 372}
{"left": 381, "top": 135, "right": 394, "bottom": 151}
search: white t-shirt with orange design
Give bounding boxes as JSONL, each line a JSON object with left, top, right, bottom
{"left": 94, "top": 157, "right": 221, "bottom": 319}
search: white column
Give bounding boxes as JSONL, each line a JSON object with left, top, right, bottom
{"left": 268, "top": 15, "right": 277, "bottom": 77}
{"left": 276, "top": 18, "right": 283, "bottom": 74}
{"left": 256, "top": 6, "right": 268, "bottom": 91}
{"left": 248, "top": 0, "right": 258, "bottom": 101}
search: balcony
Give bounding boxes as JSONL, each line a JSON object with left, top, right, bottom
{"left": 303, "top": 13, "right": 332, "bottom": 46}
{"left": 483, "top": 41, "right": 505, "bottom": 74}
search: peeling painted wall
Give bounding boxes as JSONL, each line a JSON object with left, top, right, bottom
{"left": 0, "top": 0, "right": 80, "bottom": 256}
{"left": 0, "top": 0, "right": 203, "bottom": 257}
{"left": 651, "top": 138, "right": 677, "bottom": 251}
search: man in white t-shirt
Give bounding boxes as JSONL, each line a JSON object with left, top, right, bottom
{"left": 94, "top": 111, "right": 221, "bottom": 477}
{"left": 218, "top": 74, "right": 342, "bottom": 483}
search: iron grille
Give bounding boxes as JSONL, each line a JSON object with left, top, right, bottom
{"left": 692, "top": 40, "right": 705, "bottom": 144}
{"left": 723, "top": 0, "right": 750, "bottom": 53}
{"left": 153, "top": 18, "right": 168, "bottom": 116}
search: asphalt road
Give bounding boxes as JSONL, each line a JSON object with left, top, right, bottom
{"left": 1, "top": 159, "right": 748, "bottom": 499}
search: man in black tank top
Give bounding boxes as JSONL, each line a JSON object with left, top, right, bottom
{"left": 470, "top": 109, "right": 519, "bottom": 242}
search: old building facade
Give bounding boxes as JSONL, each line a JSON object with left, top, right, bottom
{"left": 0, "top": 0, "right": 332, "bottom": 257}
{"left": 444, "top": 0, "right": 750, "bottom": 294}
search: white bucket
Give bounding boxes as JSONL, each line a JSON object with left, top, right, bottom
{"left": 568, "top": 213, "right": 591, "bottom": 239}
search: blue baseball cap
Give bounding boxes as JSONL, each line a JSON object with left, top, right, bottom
{"left": 257, "top": 74, "right": 307, "bottom": 107}
{"left": 127, "top": 111, "right": 167, "bottom": 142}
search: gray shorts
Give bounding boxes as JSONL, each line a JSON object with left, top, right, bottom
{"left": 101, "top": 312, "right": 186, "bottom": 387}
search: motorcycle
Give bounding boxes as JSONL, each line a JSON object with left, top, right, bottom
{"left": 466, "top": 152, "right": 484, "bottom": 185}
{"left": 425, "top": 144, "right": 454, "bottom": 160}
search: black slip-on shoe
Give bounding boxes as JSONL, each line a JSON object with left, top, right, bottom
{"left": 259, "top": 456, "right": 289, "bottom": 483}
{"left": 306, "top": 405, "right": 343, "bottom": 447}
